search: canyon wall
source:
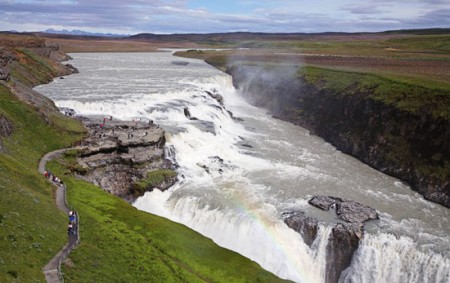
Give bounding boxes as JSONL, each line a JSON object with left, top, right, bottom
{"left": 227, "top": 64, "right": 450, "bottom": 208}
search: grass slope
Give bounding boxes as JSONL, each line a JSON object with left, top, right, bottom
{"left": 47, "top": 157, "right": 287, "bottom": 283}
{"left": 298, "top": 66, "right": 450, "bottom": 119}
{"left": 0, "top": 84, "right": 85, "bottom": 282}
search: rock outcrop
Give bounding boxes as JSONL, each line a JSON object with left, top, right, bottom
{"left": 308, "top": 196, "right": 379, "bottom": 224}
{"left": 326, "top": 223, "right": 362, "bottom": 283}
{"left": 205, "top": 90, "right": 224, "bottom": 105}
{"left": 75, "top": 117, "right": 176, "bottom": 202}
{"left": 0, "top": 115, "right": 14, "bottom": 138}
{"left": 1, "top": 36, "right": 81, "bottom": 122}
{"left": 0, "top": 114, "right": 14, "bottom": 152}
{"left": 284, "top": 196, "right": 378, "bottom": 283}
{"left": 283, "top": 211, "right": 318, "bottom": 247}
{"left": 227, "top": 64, "right": 450, "bottom": 208}
{"left": 0, "top": 48, "right": 14, "bottom": 81}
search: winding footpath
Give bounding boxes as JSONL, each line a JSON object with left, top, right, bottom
{"left": 39, "top": 148, "right": 80, "bottom": 283}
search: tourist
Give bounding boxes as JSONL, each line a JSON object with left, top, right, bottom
{"left": 67, "top": 224, "right": 74, "bottom": 236}
{"left": 69, "top": 213, "right": 77, "bottom": 225}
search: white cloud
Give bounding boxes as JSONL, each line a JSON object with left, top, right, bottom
{"left": 0, "top": 0, "right": 448, "bottom": 34}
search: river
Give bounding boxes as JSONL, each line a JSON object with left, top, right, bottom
{"left": 35, "top": 52, "right": 450, "bottom": 283}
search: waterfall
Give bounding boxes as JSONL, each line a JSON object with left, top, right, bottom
{"left": 341, "top": 233, "right": 450, "bottom": 283}
{"left": 35, "top": 52, "right": 450, "bottom": 283}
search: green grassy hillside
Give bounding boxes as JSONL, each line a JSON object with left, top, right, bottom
{"left": 0, "top": 84, "right": 85, "bottom": 282}
{"left": 48, "top": 157, "right": 286, "bottom": 282}
{"left": 0, "top": 35, "right": 86, "bottom": 282}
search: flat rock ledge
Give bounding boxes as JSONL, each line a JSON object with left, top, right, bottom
{"left": 284, "top": 195, "right": 378, "bottom": 283}
{"left": 74, "top": 116, "right": 177, "bottom": 202}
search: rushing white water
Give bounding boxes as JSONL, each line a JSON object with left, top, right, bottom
{"left": 35, "top": 52, "right": 450, "bottom": 283}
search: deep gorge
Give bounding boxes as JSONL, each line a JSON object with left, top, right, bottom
{"left": 226, "top": 64, "right": 450, "bottom": 208}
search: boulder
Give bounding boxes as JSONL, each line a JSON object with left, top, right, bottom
{"left": 336, "top": 200, "right": 378, "bottom": 223}
{"left": 308, "top": 195, "right": 342, "bottom": 211}
{"left": 309, "top": 196, "right": 378, "bottom": 223}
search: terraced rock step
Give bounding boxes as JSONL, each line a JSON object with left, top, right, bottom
{"left": 75, "top": 116, "right": 177, "bottom": 202}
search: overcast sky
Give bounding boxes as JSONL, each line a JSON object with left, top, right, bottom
{"left": 0, "top": 0, "right": 449, "bottom": 34}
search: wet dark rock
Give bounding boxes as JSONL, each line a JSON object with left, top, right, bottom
{"left": 65, "top": 63, "right": 79, "bottom": 74}
{"left": 284, "top": 196, "right": 378, "bottom": 283}
{"left": 309, "top": 196, "right": 378, "bottom": 224}
{"left": 227, "top": 110, "right": 244, "bottom": 121}
{"left": 336, "top": 200, "right": 378, "bottom": 223}
{"left": 184, "top": 107, "right": 198, "bottom": 120}
{"left": 205, "top": 90, "right": 223, "bottom": 105}
{"left": 308, "top": 196, "right": 342, "bottom": 211}
{"left": 59, "top": 107, "right": 76, "bottom": 116}
{"left": 311, "top": 196, "right": 377, "bottom": 283}
{"left": 197, "top": 163, "right": 210, "bottom": 174}
{"left": 283, "top": 211, "right": 318, "bottom": 247}
{"left": 183, "top": 107, "right": 191, "bottom": 118}
{"left": 326, "top": 223, "right": 363, "bottom": 283}
{"left": 171, "top": 60, "right": 189, "bottom": 66}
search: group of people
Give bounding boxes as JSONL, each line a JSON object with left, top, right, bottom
{"left": 68, "top": 210, "right": 77, "bottom": 236}
{"left": 99, "top": 116, "right": 113, "bottom": 128}
{"left": 43, "top": 169, "right": 77, "bottom": 238}
{"left": 44, "top": 170, "right": 64, "bottom": 186}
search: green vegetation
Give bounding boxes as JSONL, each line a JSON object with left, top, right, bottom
{"left": 385, "top": 35, "right": 450, "bottom": 54}
{"left": 0, "top": 83, "right": 85, "bottom": 282}
{"left": 133, "top": 169, "right": 177, "bottom": 194}
{"left": 298, "top": 66, "right": 450, "bottom": 119}
{"left": 0, "top": 39, "right": 77, "bottom": 281}
{"left": 47, "top": 159, "right": 287, "bottom": 283}
{"left": 11, "top": 48, "right": 59, "bottom": 87}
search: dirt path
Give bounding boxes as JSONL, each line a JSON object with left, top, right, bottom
{"left": 39, "top": 148, "right": 80, "bottom": 283}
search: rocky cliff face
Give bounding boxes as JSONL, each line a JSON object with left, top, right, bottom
{"left": 1, "top": 37, "right": 79, "bottom": 123}
{"left": 227, "top": 65, "right": 450, "bottom": 208}
{"left": 0, "top": 114, "right": 14, "bottom": 152}
{"left": 0, "top": 48, "right": 13, "bottom": 81}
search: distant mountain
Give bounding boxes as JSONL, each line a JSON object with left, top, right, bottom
{"left": 381, "top": 28, "right": 450, "bottom": 35}
{"left": 44, "top": 28, "right": 128, "bottom": 38}
{"left": 128, "top": 28, "right": 450, "bottom": 45}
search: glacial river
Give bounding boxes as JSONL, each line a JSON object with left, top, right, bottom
{"left": 35, "top": 52, "right": 450, "bottom": 283}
